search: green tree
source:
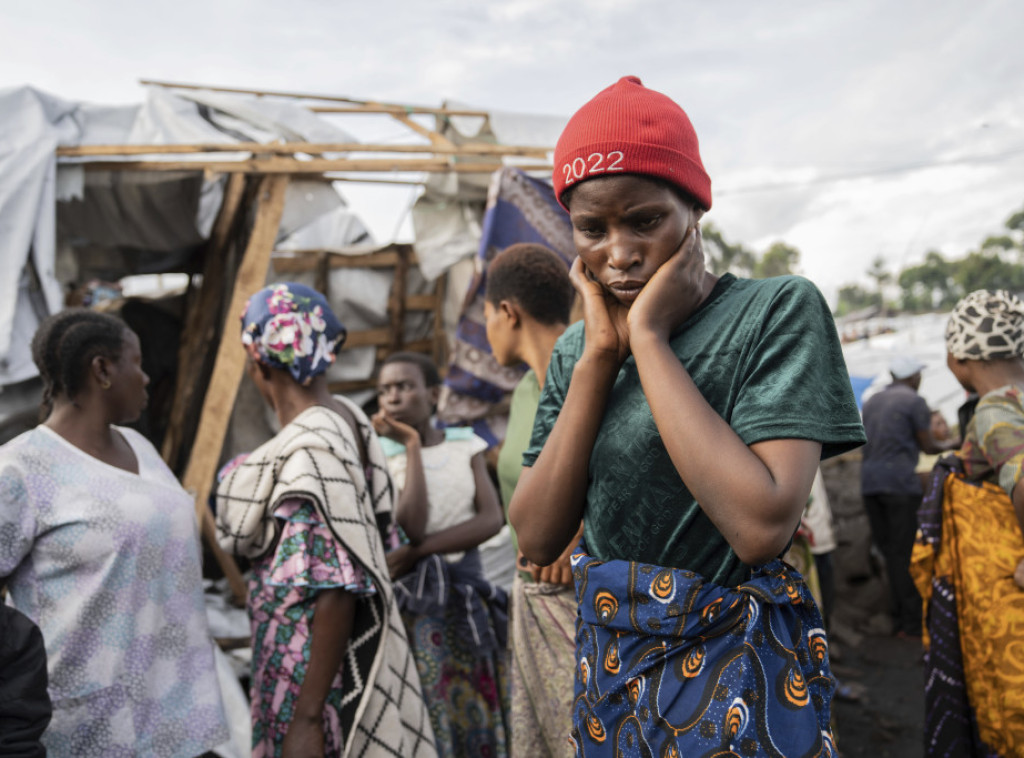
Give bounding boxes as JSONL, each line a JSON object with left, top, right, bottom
{"left": 954, "top": 251, "right": 1024, "bottom": 294}
{"left": 701, "top": 222, "right": 755, "bottom": 277}
{"left": 834, "top": 284, "right": 879, "bottom": 317}
{"left": 752, "top": 242, "right": 800, "bottom": 278}
{"left": 897, "top": 250, "right": 958, "bottom": 312}
{"left": 866, "top": 256, "right": 891, "bottom": 304}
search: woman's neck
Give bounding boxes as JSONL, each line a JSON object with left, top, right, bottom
{"left": 45, "top": 399, "right": 119, "bottom": 452}
{"left": 415, "top": 418, "right": 444, "bottom": 447}
{"left": 273, "top": 376, "right": 337, "bottom": 427}
{"left": 971, "top": 359, "right": 1024, "bottom": 397}
{"left": 518, "top": 321, "right": 567, "bottom": 391}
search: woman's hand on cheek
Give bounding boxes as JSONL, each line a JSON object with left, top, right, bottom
{"left": 628, "top": 226, "right": 706, "bottom": 340}
{"left": 570, "top": 257, "right": 630, "bottom": 364}
{"left": 371, "top": 410, "right": 419, "bottom": 446}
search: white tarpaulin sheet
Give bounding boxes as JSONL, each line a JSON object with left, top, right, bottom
{"left": 0, "top": 85, "right": 360, "bottom": 386}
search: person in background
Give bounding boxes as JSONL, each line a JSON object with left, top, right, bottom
{"left": 373, "top": 351, "right": 509, "bottom": 757}
{"left": 216, "top": 283, "right": 435, "bottom": 758}
{"left": 509, "top": 76, "right": 865, "bottom": 756}
{"left": 861, "top": 355, "right": 956, "bottom": 638}
{"left": 912, "top": 289, "right": 1024, "bottom": 757}
{"left": 0, "top": 600, "right": 50, "bottom": 758}
{"left": 0, "top": 309, "right": 228, "bottom": 756}
{"left": 484, "top": 243, "right": 575, "bottom": 758}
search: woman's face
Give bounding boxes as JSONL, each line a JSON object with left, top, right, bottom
{"left": 483, "top": 300, "right": 516, "bottom": 367}
{"left": 568, "top": 174, "right": 698, "bottom": 307}
{"left": 107, "top": 329, "right": 149, "bottom": 423}
{"left": 377, "top": 362, "right": 435, "bottom": 427}
{"left": 946, "top": 351, "right": 975, "bottom": 393}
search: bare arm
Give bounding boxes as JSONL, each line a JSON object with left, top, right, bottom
{"left": 915, "top": 428, "right": 959, "bottom": 455}
{"left": 631, "top": 329, "right": 822, "bottom": 564}
{"left": 371, "top": 411, "right": 429, "bottom": 544}
{"left": 281, "top": 588, "right": 356, "bottom": 757}
{"left": 626, "top": 227, "right": 822, "bottom": 564}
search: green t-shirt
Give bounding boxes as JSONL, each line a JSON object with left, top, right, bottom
{"left": 522, "top": 274, "right": 865, "bottom": 587}
{"left": 497, "top": 369, "right": 541, "bottom": 557}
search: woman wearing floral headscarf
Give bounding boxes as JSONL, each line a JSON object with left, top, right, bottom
{"left": 911, "top": 289, "right": 1024, "bottom": 757}
{"left": 216, "top": 283, "right": 436, "bottom": 758}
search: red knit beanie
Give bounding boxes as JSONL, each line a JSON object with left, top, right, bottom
{"left": 552, "top": 76, "right": 712, "bottom": 211}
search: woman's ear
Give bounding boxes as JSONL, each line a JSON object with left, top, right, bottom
{"left": 90, "top": 355, "right": 112, "bottom": 389}
{"left": 500, "top": 299, "right": 521, "bottom": 329}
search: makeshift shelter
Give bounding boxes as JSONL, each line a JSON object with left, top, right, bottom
{"left": 0, "top": 79, "right": 568, "bottom": 603}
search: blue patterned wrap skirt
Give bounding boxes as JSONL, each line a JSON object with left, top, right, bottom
{"left": 571, "top": 540, "right": 836, "bottom": 758}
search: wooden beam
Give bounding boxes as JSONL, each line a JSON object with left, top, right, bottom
{"left": 390, "top": 247, "right": 410, "bottom": 351}
{"left": 272, "top": 247, "right": 418, "bottom": 273}
{"left": 72, "top": 157, "right": 551, "bottom": 174}
{"left": 312, "top": 105, "right": 491, "bottom": 118}
{"left": 57, "top": 142, "right": 550, "bottom": 158}
{"left": 345, "top": 328, "right": 393, "bottom": 348}
{"left": 140, "top": 78, "right": 369, "bottom": 106}
{"left": 161, "top": 173, "right": 248, "bottom": 467}
{"left": 405, "top": 294, "right": 439, "bottom": 310}
{"left": 387, "top": 112, "right": 456, "bottom": 150}
{"left": 181, "top": 173, "right": 290, "bottom": 605}
{"left": 138, "top": 79, "right": 492, "bottom": 117}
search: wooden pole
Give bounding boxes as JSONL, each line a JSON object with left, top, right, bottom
{"left": 138, "top": 79, "right": 491, "bottom": 117}
{"left": 162, "top": 173, "right": 247, "bottom": 466}
{"left": 67, "top": 157, "right": 552, "bottom": 174}
{"left": 181, "top": 173, "right": 290, "bottom": 604}
{"left": 389, "top": 246, "right": 410, "bottom": 352}
{"left": 57, "top": 142, "right": 550, "bottom": 158}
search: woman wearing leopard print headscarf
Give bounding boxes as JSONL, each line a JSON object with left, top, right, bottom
{"left": 911, "top": 289, "right": 1024, "bottom": 757}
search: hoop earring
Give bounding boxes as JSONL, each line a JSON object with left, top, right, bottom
{"left": 100, "top": 379, "right": 111, "bottom": 390}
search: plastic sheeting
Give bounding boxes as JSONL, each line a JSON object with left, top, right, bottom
{"left": 0, "top": 84, "right": 360, "bottom": 386}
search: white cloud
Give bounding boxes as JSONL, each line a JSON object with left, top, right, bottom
{"left": 2, "top": 0, "right": 1022, "bottom": 297}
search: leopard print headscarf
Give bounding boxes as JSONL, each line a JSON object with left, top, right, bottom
{"left": 946, "top": 289, "right": 1024, "bottom": 361}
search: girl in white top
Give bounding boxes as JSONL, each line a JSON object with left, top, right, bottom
{"left": 372, "top": 351, "right": 510, "bottom": 757}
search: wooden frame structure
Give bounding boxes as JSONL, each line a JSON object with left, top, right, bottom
{"left": 55, "top": 80, "right": 553, "bottom": 604}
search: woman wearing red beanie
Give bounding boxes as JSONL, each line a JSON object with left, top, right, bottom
{"left": 509, "top": 76, "right": 865, "bottom": 757}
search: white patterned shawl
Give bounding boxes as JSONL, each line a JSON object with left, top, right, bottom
{"left": 216, "top": 399, "right": 437, "bottom": 758}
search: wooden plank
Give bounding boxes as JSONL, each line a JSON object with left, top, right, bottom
{"left": 328, "top": 378, "right": 378, "bottom": 394}
{"left": 181, "top": 173, "right": 290, "bottom": 605}
{"left": 271, "top": 246, "right": 419, "bottom": 273}
{"left": 312, "top": 105, "right": 490, "bottom": 117}
{"left": 389, "top": 112, "right": 457, "bottom": 150}
{"left": 273, "top": 250, "right": 401, "bottom": 273}
{"left": 75, "top": 157, "right": 551, "bottom": 174}
{"left": 405, "top": 294, "right": 439, "bottom": 310}
{"left": 431, "top": 274, "right": 448, "bottom": 369}
{"left": 140, "top": 78, "right": 369, "bottom": 106}
{"left": 137, "top": 79, "right": 492, "bottom": 117}
{"left": 390, "top": 247, "right": 410, "bottom": 351}
{"left": 58, "top": 142, "right": 550, "bottom": 158}
{"left": 344, "top": 328, "right": 393, "bottom": 348}
{"left": 162, "top": 173, "right": 248, "bottom": 466}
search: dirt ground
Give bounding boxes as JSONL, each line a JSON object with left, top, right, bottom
{"left": 822, "top": 454, "right": 926, "bottom": 757}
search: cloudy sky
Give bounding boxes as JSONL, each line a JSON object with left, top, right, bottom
{"left": 3, "top": 0, "right": 1023, "bottom": 302}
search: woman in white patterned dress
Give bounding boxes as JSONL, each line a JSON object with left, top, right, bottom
{"left": 0, "top": 308, "right": 228, "bottom": 757}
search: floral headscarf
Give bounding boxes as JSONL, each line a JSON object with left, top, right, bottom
{"left": 241, "top": 282, "right": 347, "bottom": 386}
